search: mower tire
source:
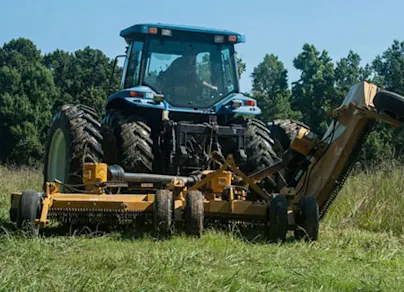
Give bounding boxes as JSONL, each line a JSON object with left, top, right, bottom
{"left": 267, "top": 195, "right": 288, "bottom": 243}
{"left": 185, "top": 190, "right": 204, "bottom": 237}
{"left": 153, "top": 189, "right": 173, "bottom": 237}
{"left": 43, "top": 104, "right": 103, "bottom": 190}
{"left": 16, "top": 190, "right": 40, "bottom": 236}
{"left": 295, "top": 196, "right": 319, "bottom": 241}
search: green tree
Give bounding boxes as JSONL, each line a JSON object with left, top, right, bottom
{"left": 43, "top": 47, "right": 120, "bottom": 115}
{"left": 334, "top": 51, "right": 362, "bottom": 98}
{"left": 372, "top": 40, "right": 404, "bottom": 93}
{"left": 334, "top": 50, "right": 372, "bottom": 104}
{"left": 0, "top": 38, "right": 56, "bottom": 165}
{"left": 251, "top": 54, "right": 301, "bottom": 122}
{"left": 291, "top": 44, "right": 336, "bottom": 135}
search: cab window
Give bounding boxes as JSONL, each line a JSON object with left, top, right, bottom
{"left": 124, "top": 41, "right": 143, "bottom": 88}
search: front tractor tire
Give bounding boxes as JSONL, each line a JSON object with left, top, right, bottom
{"left": 102, "top": 109, "right": 154, "bottom": 174}
{"left": 43, "top": 104, "right": 104, "bottom": 190}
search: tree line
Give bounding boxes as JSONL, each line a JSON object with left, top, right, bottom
{"left": 250, "top": 42, "right": 404, "bottom": 164}
{"left": 0, "top": 38, "right": 403, "bottom": 166}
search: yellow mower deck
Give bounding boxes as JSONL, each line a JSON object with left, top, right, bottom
{"left": 11, "top": 155, "right": 292, "bottom": 229}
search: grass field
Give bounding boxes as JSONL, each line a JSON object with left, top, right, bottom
{"left": 1, "top": 164, "right": 404, "bottom": 291}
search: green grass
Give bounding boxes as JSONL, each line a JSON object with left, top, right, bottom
{"left": 1, "top": 165, "right": 404, "bottom": 291}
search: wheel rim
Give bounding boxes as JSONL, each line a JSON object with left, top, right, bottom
{"left": 47, "top": 129, "right": 67, "bottom": 184}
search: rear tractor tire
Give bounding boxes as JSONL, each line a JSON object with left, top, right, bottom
{"left": 268, "top": 119, "right": 310, "bottom": 154}
{"left": 102, "top": 109, "right": 154, "bottom": 174}
{"left": 43, "top": 104, "right": 103, "bottom": 191}
{"left": 267, "top": 195, "right": 288, "bottom": 243}
{"left": 16, "top": 190, "right": 41, "bottom": 237}
{"left": 243, "top": 118, "right": 285, "bottom": 196}
{"left": 185, "top": 190, "right": 204, "bottom": 237}
{"left": 268, "top": 119, "right": 314, "bottom": 185}
{"left": 153, "top": 190, "right": 174, "bottom": 238}
{"left": 294, "top": 196, "right": 319, "bottom": 242}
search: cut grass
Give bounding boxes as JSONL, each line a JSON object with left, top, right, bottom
{"left": 1, "top": 229, "right": 403, "bottom": 291}
{"left": 0, "top": 165, "right": 404, "bottom": 291}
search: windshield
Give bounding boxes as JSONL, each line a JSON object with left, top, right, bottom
{"left": 143, "top": 37, "right": 238, "bottom": 108}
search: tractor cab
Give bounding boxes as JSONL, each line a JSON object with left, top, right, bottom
{"left": 118, "top": 23, "right": 248, "bottom": 110}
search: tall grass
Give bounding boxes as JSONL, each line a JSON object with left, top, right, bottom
{"left": 0, "top": 166, "right": 42, "bottom": 220}
{"left": 324, "top": 160, "right": 404, "bottom": 235}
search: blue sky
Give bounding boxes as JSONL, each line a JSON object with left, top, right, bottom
{"left": 1, "top": 0, "right": 403, "bottom": 92}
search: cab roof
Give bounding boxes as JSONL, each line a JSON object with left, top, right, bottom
{"left": 120, "top": 23, "right": 246, "bottom": 44}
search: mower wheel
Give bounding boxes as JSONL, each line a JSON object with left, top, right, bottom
{"left": 153, "top": 189, "right": 173, "bottom": 237}
{"left": 16, "top": 190, "right": 40, "bottom": 236}
{"left": 267, "top": 195, "right": 288, "bottom": 243}
{"left": 295, "top": 196, "right": 319, "bottom": 241}
{"left": 185, "top": 190, "right": 204, "bottom": 237}
{"left": 44, "top": 104, "right": 103, "bottom": 191}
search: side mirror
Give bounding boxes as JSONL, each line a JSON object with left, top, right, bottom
{"left": 153, "top": 94, "right": 165, "bottom": 104}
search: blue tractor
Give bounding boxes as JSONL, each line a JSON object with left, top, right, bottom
{"left": 44, "top": 23, "right": 285, "bottom": 197}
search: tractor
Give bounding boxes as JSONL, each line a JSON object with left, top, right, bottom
{"left": 44, "top": 23, "right": 285, "bottom": 200}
